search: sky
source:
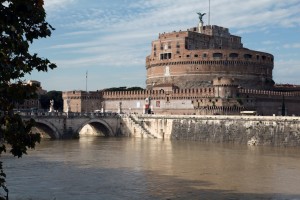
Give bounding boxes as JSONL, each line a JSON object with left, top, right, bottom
{"left": 27, "top": 0, "right": 300, "bottom": 91}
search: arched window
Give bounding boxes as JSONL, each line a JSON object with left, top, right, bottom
{"left": 213, "top": 53, "right": 223, "bottom": 59}
{"left": 229, "top": 53, "right": 239, "bottom": 58}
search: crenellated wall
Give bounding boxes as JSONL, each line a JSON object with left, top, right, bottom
{"left": 102, "top": 87, "right": 215, "bottom": 100}
{"left": 238, "top": 88, "right": 300, "bottom": 116}
{"left": 239, "top": 89, "right": 300, "bottom": 97}
{"left": 62, "top": 85, "right": 300, "bottom": 116}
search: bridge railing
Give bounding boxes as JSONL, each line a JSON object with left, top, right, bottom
{"left": 16, "top": 111, "right": 121, "bottom": 118}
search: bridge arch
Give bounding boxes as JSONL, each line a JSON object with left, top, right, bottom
{"left": 76, "top": 119, "right": 115, "bottom": 137}
{"left": 32, "top": 121, "right": 61, "bottom": 139}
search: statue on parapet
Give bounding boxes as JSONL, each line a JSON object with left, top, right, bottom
{"left": 197, "top": 12, "right": 206, "bottom": 24}
{"left": 66, "top": 99, "right": 71, "bottom": 113}
{"left": 49, "top": 99, "right": 54, "bottom": 112}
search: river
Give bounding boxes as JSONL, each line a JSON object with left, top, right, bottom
{"left": 2, "top": 137, "right": 300, "bottom": 200}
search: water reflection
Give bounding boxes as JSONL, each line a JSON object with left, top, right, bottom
{"left": 3, "top": 138, "right": 300, "bottom": 199}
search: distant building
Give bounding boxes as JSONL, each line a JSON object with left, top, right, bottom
{"left": 62, "top": 16, "right": 300, "bottom": 116}
{"left": 15, "top": 80, "right": 47, "bottom": 111}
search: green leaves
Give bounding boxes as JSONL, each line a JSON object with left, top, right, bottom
{"left": 0, "top": 0, "right": 57, "bottom": 85}
{"left": 0, "top": 0, "right": 56, "bottom": 198}
{"left": 0, "top": 161, "right": 8, "bottom": 199}
{"left": 2, "top": 115, "right": 41, "bottom": 158}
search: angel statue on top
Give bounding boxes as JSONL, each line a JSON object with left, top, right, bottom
{"left": 197, "top": 12, "right": 206, "bottom": 24}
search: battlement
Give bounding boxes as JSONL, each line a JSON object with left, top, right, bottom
{"left": 62, "top": 90, "right": 100, "bottom": 100}
{"left": 102, "top": 87, "right": 215, "bottom": 100}
{"left": 101, "top": 87, "right": 300, "bottom": 101}
{"left": 239, "top": 89, "right": 300, "bottom": 97}
{"left": 197, "top": 25, "right": 230, "bottom": 37}
{"left": 158, "top": 30, "right": 188, "bottom": 39}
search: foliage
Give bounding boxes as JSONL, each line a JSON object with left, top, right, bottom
{"left": 40, "top": 91, "right": 63, "bottom": 111}
{"left": 0, "top": 162, "right": 8, "bottom": 200}
{"left": 103, "top": 86, "right": 144, "bottom": 91}
{"left": 0, "top": 0, "right": 57, "bottom": 198}
{"left": 127, "top": 87, "right": 144, "bottom": 91}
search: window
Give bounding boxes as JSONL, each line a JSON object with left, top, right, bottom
{"left": 229, "top": 53, "right": 239, "bottom": 58}
{"left": 213, "top": 53, "right": 223, "bottom": 58}
{"left": 194, "top": 54, "right": 198, "bottom": 58}
{"left": 160, "top": 53, "right": 172, "bottom": 60}
{"left": 244, "top": 54, "right": 252, "bottom": 59}
{"left": 203, "top": 53, "right": 207, "bottom": 58}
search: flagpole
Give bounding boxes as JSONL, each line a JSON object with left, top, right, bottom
{"left": 86, "top": 70, "right": 88, "bottom": 113}
{"left": 86, "top": 70, "right": 88, "bottom": 94}
{"left": 208, "top": 0, "right": 211, "bottom": 25}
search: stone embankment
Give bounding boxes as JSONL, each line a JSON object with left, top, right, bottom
{"left": 121, "top": 114, "right": 157, "bottom": 138}
{"left": 123, "top": 114, "right": 300, "bottom": 147}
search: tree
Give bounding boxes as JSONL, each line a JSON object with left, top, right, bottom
{"left": 40, "top": 91, "right": 63, "bottom": 111}
{"left": 0, "top": 0, "right": 57, "bottom": 199}
{"left": 103, "top": 86, "right": 144, "bottom": 91}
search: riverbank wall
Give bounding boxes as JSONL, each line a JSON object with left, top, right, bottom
{"left": 127, "top": 115, "right": 300, "bottom": 146}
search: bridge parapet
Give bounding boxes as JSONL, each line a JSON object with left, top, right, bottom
{"left": 20, "top": 112, "right": 121, "bottom": 139}
{"left": 18, "top": 111, "right": 120, "bottom": 119}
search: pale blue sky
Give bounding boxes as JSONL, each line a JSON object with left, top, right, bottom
{"left": 27, "top": 0, "right": 300, "bottom": 91}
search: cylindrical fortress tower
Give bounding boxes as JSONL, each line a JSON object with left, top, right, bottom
{"left": 145, "top": 24, "right": 274, "bottom": 90}
{"left": 212, "top": 77, "right": 238, "bottom": 98}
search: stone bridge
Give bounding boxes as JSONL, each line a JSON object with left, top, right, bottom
{"left": 21, "top": 113, "right": 122, "bottom": 139}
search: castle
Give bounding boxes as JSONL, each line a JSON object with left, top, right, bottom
{"left": 62, "top": 15, "right": 300, "bottom": 116}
